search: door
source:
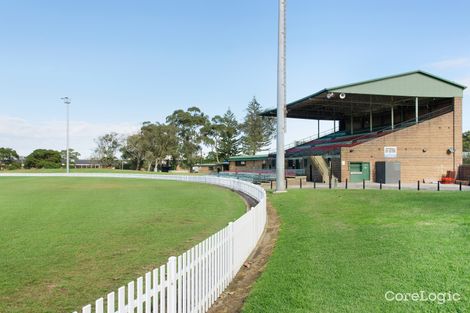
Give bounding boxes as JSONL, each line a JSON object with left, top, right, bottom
{"left": 349, "top": 162, "right": 370, "bottom": 182}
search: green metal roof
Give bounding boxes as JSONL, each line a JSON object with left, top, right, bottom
{"left": 261, "top": 70, "right": 466, "bottom": 120}
{"left": 327, "top": 70, "right": 466, "bottom": 97}
{"left": 228, "top": 154, "right": 269, "bottom": 161}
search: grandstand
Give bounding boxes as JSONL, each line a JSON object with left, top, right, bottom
{"left": 262, "top": 71, "right": 466, "bottom": 183}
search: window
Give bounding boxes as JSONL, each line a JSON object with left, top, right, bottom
{"left": 235, "top": 161, "right": 246, "bottom": 166}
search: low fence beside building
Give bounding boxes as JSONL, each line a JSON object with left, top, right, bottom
{"left": 0, "top": 173, "right": 266, "bottom": 313}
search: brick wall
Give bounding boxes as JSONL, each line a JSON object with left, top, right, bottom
{"left": 340, "top": 98, "right": 462, "bottom": 183}
{"left": 229, "top": 160, "right": 267, "bottom": 172}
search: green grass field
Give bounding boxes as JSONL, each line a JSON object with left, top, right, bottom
{"left": 0, "top": 177, "right": 245, "bottom": 313}
{"left": 243, "top": 190, "right": 470, "bottom": 313}
{"left": 5, "top": 168, "right": 193, "bottom": 174}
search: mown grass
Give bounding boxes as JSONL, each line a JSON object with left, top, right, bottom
{"left": 4, "top": 168, "right": 193, "bottom": 174}
{"left": 243, "top": 190, "right": 470, "bottom": 313}
{"left": 0, "top": 177, "right": 244, "bottom": 313}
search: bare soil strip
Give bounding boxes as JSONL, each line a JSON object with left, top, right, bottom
{"left": 208, "top": 200, "right": 280, "bottom": 313}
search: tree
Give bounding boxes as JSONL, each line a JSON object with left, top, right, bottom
{"left": 24, "top": 149, "right": 61, "bottom": 169}
{"left": 166, "top": 107, "right": 208, "bottom": 169}
{"left": 141, "top": 122, "right": 178, "bottom": 171}
{"left": 201, "top": 109, "right": 241, "bottom": 163}
{"left": 201, "top": 116, "right": 224, "bottom": 163}
{"left": 0, "top": 147, "right": 19, "bottom": 165}
{"left": 219, "top": 109, "right": 241, "bottom": 160}
{"left": 463, "top": 131, "right": 470, "bottom": 152}
{"left": 93, "top": 132, "right": 121, "bottom": 167}
{"left": 60, "top": 149, "right": 81, "bottom": 165}
{"left": 121, "top": 133, "right": 146, "bottom": 170}
{"left": 240, "top": 97, "right": 275, "bottom": 155}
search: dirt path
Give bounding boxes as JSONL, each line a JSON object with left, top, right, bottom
{"left": 207, "top": 200, "right": 280, "bottom": 313}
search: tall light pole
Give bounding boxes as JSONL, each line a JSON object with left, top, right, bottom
{"left": 61, "top": 97, "right": 71, "bottom": 174}
{"left": 276, "top": 0, "right": 286, "bottom": 192}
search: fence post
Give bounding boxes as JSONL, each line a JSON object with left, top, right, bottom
{"left": 398, "top": 180, "right": 401, "bottom": 190}
{"left": 417, "top": 180, "right": 420, "bottom": 191}
{"left": 285, "top": 178, "right": 288, "bottom": 189}
{"left": 460, "top": 181, "right": 462, "bottom": 191}
{"left": 329, "top": 178, "right": 332, "bottom": 189}
{"left": 168, "top": 256, "right": 177, "bottom": 313}
{"left": 270, "top": 180, "right": 273, "bottom": 190}
{"left": 314, "top": 181, "right": 316, "bottom": 189}
{"left": 300, "top": 178, "right": 302, "bottom": 189}
{"left": 437, "top": 181, "right": 440, "bottom": 191}
{"left": 363, "top": 179, "right": 365, "bottom": 190}
{"left": 380, "top": 181, "right": 382, "bottom": 190}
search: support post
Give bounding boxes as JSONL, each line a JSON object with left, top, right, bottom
{"left": 370, "top": 107, "right": 373, "bottom": 132}
{"left": 415, "top": 97, "right": 419, "bottom": 124}
{"left": 391, "top": 105, "right": 394, "bottom": 130}
{"left": 317, "top": 119, "right": 320, "bottom": 139}
{"left": 275, "top": 0, "right": 286, "bottom": 192}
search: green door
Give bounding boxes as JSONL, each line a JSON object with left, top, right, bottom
{"left": 349, "top": 162, "right": 370, "bottom": 182}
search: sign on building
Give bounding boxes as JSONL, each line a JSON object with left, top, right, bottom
{"left": 384, "top": 146, "right": 397, "bottom": 158}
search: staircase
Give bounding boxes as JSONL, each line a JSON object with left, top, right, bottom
{"left": 310, "top": 156, "right": 337, "bottom": 183}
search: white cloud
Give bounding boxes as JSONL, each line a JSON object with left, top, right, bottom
{"left": 429, "top": 57, "right": 470, "bottom": 70}
{"left": 0, "top": 116, "right": 139, "bottom": 158}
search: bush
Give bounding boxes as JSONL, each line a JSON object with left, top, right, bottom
{"left": 24, "top": 149, "right": 62, "bottom": 169}
{"left": 7, "top": 162, "right": 21, "bottom": 170}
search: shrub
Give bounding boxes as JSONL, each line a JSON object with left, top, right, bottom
{"left": 24, "top": 149, "right": 62, "bottom": 169}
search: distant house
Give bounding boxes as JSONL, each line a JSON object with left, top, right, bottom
{"left": 74, "top": 159, "right": 101, "bottom": 169}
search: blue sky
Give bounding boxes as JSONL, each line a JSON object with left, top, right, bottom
{"left": 0, "top": 0, "right": 469, "bottom": 157}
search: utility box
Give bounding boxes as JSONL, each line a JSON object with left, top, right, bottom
{"left": 375, "top": 161, "right": 401, "bottom": 184}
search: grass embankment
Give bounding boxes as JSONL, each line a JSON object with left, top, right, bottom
{"left": 243, "top": 190, "right": 470, "bottom": 313}
{"left": 0, "top": 177, "right": 244, "bottom": 313}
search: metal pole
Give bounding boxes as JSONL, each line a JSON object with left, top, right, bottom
{"left": 317, "top": 119, "right": 320, "bottom": 139}
{"left": 415, "top": 97, "right": 419, "bottom": 124}
{"left": 66, "top": 101, "right": 69, "bottom": 174}
{"left": 275, "top": 0, "right": 286, "bottom": 192}
{"left": 61, "top": 97, "right": 71, "bottom": 174}
{"left": 391, "top": 105, "right": 394, "bottom": 130}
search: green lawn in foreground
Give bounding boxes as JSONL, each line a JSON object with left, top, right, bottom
{"left": 0, "top": 177, "right": 244, "bottom": 313}
{"left": 243, "top": 190, "right": 470, "bottom": 313}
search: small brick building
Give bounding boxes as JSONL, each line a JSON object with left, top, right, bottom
{"left": 262, "top": 71, "right": 466, "bottom": 183}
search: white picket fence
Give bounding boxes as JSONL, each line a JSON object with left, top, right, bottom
{"left": 0, "top": 173, "right": 267, "bottom": 313}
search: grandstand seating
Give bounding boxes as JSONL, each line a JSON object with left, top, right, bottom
{"left": 285, "top": 129, "right": 393, "bottom": 158}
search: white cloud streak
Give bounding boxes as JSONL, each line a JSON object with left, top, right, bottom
{"left": 0, "top": 116, "right": 139, "bottom": 157}
{"left": 429, "top": 57, "right": 470, "bottom": 70}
